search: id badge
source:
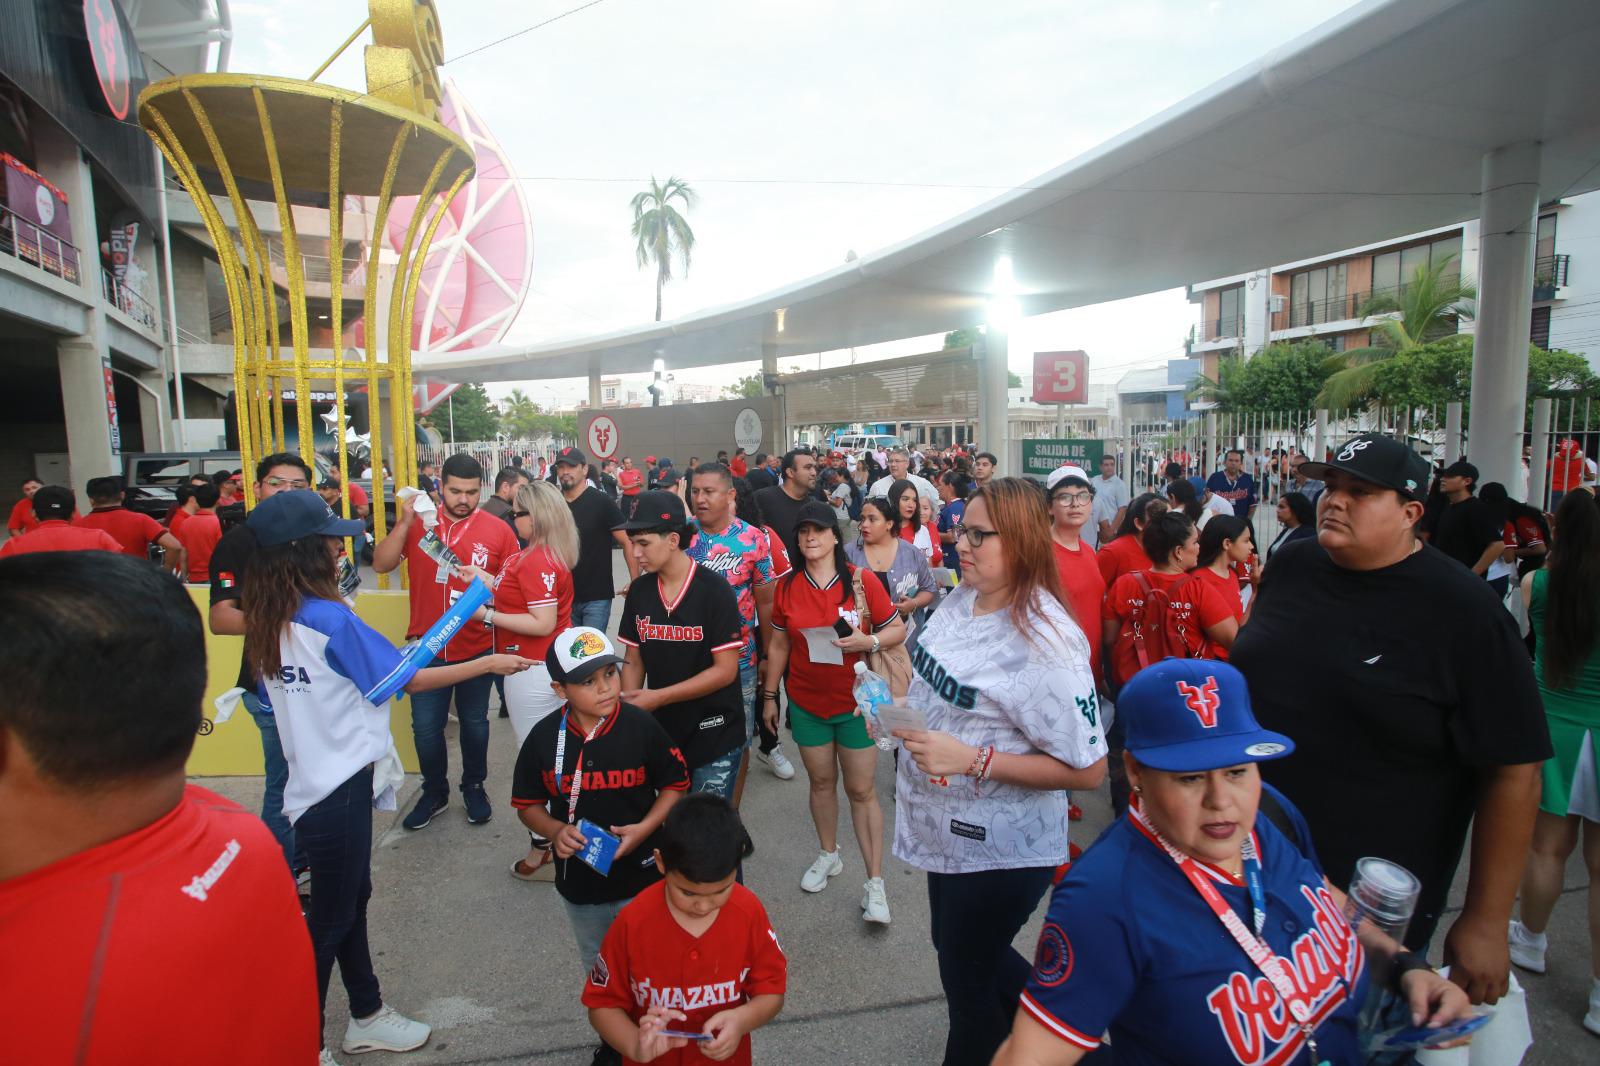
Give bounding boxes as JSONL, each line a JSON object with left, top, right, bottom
{"left": 576, "top": 819, "right": 621, "bottom": 876}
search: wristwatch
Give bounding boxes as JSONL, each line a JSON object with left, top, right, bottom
{"left": 869, "top": 635, "right": 881, "bottom": 654}
{"left": 482, "top": 607, "right": 495, "bottom": 629}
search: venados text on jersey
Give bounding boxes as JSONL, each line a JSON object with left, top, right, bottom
{"left": 633, "top": 618, "right": 706, "bottom": 642}
{"left": 909, "top": 644, "right": 977, "bottom": 709}
{"left": 630, "top": 977, "right": 742, "bottom": 1012}
{"left": 1205, "top": 883, "right": 1363, "bottom": 1063}
{"left": 543, "top": 766, "right": 651, "bottom": 795}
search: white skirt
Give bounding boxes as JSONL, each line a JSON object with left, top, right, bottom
{"left": 504, "top": 661, "right": 561, "bottom": 749}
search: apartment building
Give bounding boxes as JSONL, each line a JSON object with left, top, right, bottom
{"left": 1187, "top": 191, "right": 1596, "bottom": 371}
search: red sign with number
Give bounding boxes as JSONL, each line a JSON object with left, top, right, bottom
{"left": 1033, "top": 350, "right": 1088, "bottom": 404}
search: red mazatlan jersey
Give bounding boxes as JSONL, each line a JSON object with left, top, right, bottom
{"left": 403, "top": 509, "right": 519, "bottom": 659}
{"left": 0, "top": 785, "right": 319, "bottom": 1064}
{"left": 582, "top": 880, "right": 787, "bottom": 1066}
{"left": 492, "top": 543, "right": 573, "bottom": 659}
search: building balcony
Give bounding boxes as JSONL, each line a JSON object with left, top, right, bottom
{"left": 0, "top": 200, "right": 81, "bottom": 286}
{"left": 102, "top": 268, "right": 157, "bottom": 332}
{"left": 1534, "top": 253, "right": 1569, "bottom": 301}
{"left": 1196, "top": 315, "right": 1245, "bottom": 343}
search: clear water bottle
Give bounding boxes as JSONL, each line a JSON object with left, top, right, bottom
{"left": 1344, "top": 856, "right": 1421, "bottom": 1032}
{"left": 852, "top": 661, "right": 894, "bottom": 751}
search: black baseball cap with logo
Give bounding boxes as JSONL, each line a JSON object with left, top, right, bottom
{"left": 1298, "top": 433, "right": 1430, "bottom": 502}
{"left": 613, "top": 490, "right": 688, "bottom": 532}
{"left": 554, "top": 446, "right": 588, "bottom": 468}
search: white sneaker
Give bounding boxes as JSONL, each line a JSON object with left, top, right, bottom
{"left": 1584, "top": 977, "right": 1600, "bottom": 1037}
{"left": 757, "top": 745, "right": 796, "bottom": 780}
{"left": 1508, "top": 919, "right": 1547, "bottom": 974}
{"left": 342, "top": 1004, "right": 432, "bottom": 1054}
{"left": 319, "top": 1050, "right": 341, "bottom": 1066}
{"left": 800, "top": 849, "right": 843, "bottom": 892}
{"left": 862, "top": 877, "right": 891, "bottom": 924}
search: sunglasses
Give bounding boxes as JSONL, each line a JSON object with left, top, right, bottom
{"left": 510, "top": 510, "right": 530, "bottom": 520}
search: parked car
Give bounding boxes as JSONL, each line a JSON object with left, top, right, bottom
{"left": 122, "top": 450, "right": 393, "bottom": 536}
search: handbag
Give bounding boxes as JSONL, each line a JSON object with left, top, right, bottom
{"left": 853, "top": 568, "right": 915, "bottom": 701}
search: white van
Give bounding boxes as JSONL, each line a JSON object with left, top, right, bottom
{"left": 832, "top": 433, "right": 903, "bottom": 456}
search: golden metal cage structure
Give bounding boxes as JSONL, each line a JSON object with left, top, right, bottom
{"left": 138, "top": 4, "right": 473, "bottom": 587}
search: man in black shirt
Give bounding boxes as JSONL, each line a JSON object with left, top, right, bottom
{"left": 615, "top": 491, "right": 746, "bottom": 799}
{"left": 1231, "top": 434, "right": 1549, "bottom": 1007}
{"left": 1432, "top": 460, "right": 1505, "bottom": 579}
{"left": 746, "top": 453, "right": 779, "bottom": 492}
{"left": 205, "top": 451, "right": 315, "bottom": 878}
{"left": 556, "top": 446, "right": 637, "bottom": 634}
{"left": 754, "top": 449, "right": 818, "bottom": 563}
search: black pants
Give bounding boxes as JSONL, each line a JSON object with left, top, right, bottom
{"left": 297, "top": 765, "right": 383, "bottom": 1027}
{"left": 926, "top": 865, "right": 1054, "bottom": 1066}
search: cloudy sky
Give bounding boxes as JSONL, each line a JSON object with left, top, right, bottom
{"left": 227, "top": 0, "right": 1360, "bottom": 406}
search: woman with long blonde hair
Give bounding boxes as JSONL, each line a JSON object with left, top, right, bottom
{"left": 889, "top": 477, "right": 1106, "bottom": 1065}
{"left": 459, "top": 479, "right": 579, "bottom": 881}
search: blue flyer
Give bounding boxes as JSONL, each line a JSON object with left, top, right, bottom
{"left": 576, "top": 819, "right": 621, "bottom": 876}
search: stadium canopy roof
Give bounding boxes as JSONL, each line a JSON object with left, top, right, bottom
{"left": 418, "top": 0, "right": 1600, "bottom": 384}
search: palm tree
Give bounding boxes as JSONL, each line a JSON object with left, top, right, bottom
{"left": 630, "top": 176, "right": 697, "bottom": 321}
{"left": 1315, "top": 255, "right": 1476, "bottom": 410}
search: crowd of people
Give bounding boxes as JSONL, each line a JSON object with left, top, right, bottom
{"left": 2, "top": 425, "right": 1598, "bottom": 1066}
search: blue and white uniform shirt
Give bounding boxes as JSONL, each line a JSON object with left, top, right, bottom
{"left": 1020, "top": 797, "right": 1368, "bottom": 1066}
{"left": 258, "top": 598, "right": 419, "bottom": 825}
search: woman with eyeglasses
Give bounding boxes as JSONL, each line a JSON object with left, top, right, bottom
{"left": 888, "top": 477, "right": 1106, "bottom": 1066}
{"left": 458, "top": 480, "right": 579, "bottom": 881}
{"left": 1047, "top": 466, "right": 1105, "bottom": 689}
{"left": 846, "top": 497, "right": 936, "bottom": 628}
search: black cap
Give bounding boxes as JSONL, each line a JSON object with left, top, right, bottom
{"left": 1299, "top": 433, "right": 1430, "bottom": 501}
{"left": 1441, "top": 460, "right": 1479, "bottom": 484}
{"left": 793, "top": 499, "right": 839, "bottom": 536}
{"left": 554, "top": 446, "right": 588, "bottom": 468}
{"left": 613, "top": 490, "right": 687, "bottom": 531}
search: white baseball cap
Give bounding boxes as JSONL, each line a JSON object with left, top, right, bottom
{"left": 1046, "top": 465, "right": 1093, "bottom": 492}
{"left": 545, "top": 626, "right": 624, "bottom": 683}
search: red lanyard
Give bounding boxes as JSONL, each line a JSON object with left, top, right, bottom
{"left": 1131, "top": 803, "right": 1324, "bottom": 1063}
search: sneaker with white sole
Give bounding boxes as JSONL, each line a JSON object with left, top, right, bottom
{"left": 800, "top": 849, "right": 843, "bottom": 892}
{"left": 756, "top": 745, "right": 796, "bottom": 780}
{"left": 862, "top": 877, "right": 891, "bottom": 924}
{"left": 342, "top": 1004, "right": 431, "bottom": 1054}
{"left": 1584, "top": 977, "right": 1600, "bottom": 1037}
{"left": 1508, "top": 919, "right": 1547, "bottom": 974}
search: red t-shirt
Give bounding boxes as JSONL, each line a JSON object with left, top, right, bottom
{"left": 1552, "top": 440, "right": 1586, "bottom": 492}
{"left": 899, "top": 521, "right": 941, "bottom": 567}
{"left": 0, "top": 785, "right": 319, "bottom": 1065}
{"left": 75, "top": 508, "right": 165, "bottom": 558}
{"left": 582, "top": 880, "right": 788, "bottom": 1066}
{"left": 729, "top": 457, "right": 748, "bottom": 478}
{"left": 403, "top": 510, "right": 520, "bottom": 659}
{"left": 1052, "top": 538, "right": 1106, "bottom": 685}
{"left": 1189, "top": 565, "right": 1245, "bottom": 661}
{"left": 1096, "top": 533, "right": 1151, "bottom": 587}
{"left": 169, "top": 506, "right": 193, "bottom": 536}
{"left": 619, "top": 468, "right": 644, "bottom": 496}
{"left": 7, "top": 496, "right": 38, "bottom": 534}
{"left": 1102, "top": 569, "right": 1233, "bottom": 686}
{"left": 491, "top": 544, "right": 573, "bottom": 659}
{"left": 763, "top": 526, "right": 792, "bottom": 578}
{"left": 771, "top": 566, "right": 896, "bottom": 717}
{"left": 175, "top": 512, "right": 224, "bottom": 582}
{"left": 0, "top": 520, "right": 121, "bottom": 558}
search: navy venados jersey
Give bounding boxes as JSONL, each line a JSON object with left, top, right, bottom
{"left": 1021, "top": 786, "right": 1367, "bottom": 1065}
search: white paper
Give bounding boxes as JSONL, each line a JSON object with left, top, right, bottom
{"left": 875, "top": 702, "right": 928, "bottom": 735}
{"left": 800, "top": 627, "right": 846, "bottom": 666}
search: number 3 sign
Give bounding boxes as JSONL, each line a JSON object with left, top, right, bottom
{"left": 1033, "top": 350, "right": 1088, "bottom": 405}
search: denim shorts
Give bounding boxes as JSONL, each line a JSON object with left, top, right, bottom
{"left": 690, "top": 746, "right": 743, "bottom": 800}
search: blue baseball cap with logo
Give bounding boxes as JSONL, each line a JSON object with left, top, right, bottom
{"left": 246, "top": 489, "right": 366, "bottom": 546}
{"left": 1118, "top": 659, "right": 1294, "bottom": 772}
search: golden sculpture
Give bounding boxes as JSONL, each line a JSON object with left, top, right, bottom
{"left": 138, "top": 0, "right": 473, "bottom": 586}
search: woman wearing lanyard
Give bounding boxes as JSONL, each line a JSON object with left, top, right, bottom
{"left": 460, "top": 480, "right": 579, "bottom": 880}
{"left": 889, "top": 478, "right": 1106, "bottom": 1066}
{"left": 242, "top": 492, "right": 532, "bottom": 1062}
{"left": 994, "top": 658, "right": 1473, "bottom": 1066}
{"left": 846, "top": 497, "right": 936, "bottom": 628}
{"left": 764, "top": 501, "right": 905, "bottom": 922}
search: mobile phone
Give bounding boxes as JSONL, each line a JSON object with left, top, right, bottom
{"left": 832, "top": 618, "right": 854, "bottom": 638}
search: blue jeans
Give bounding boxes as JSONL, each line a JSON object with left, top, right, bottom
{"left": 927, "top": 866, "right": 1055, "bottom": 1066}
{"left": 408, "top": 653, "right": 492, "bottom": 798}
{"left": 572, "top": 599, "right": 613, "bottom": 633}
{"left": 563, "top": 895, "right": 631, "bottom": 974}
{"left": 245, "top": 692, "right": 304, "bottom": 873}
{"left": 296, "top": 765, "right": 383, "bottom": 1026}
{"left": 740, "top": 661, "right": 758, "bottom": 749}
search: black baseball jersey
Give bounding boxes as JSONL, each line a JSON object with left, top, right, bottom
{"left": 511, "top": 703, "right": 689, "bottom": 904}
{"left": 617, "top": 562, "right": 746, "bottom": 770}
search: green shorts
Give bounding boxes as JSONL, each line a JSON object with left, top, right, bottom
{"left": 790, "top": 700, "right": 875, "bottom": 750}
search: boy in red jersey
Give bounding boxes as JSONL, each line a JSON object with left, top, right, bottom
{"left": 584, "top": 794, "right": 786, "bottom": 1065}
{"left": 0, "top": 552, "right": 317, "bottom": 1065}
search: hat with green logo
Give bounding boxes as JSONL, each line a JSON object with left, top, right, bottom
{"left": 546, "top": 625, "right": 624, "bottom": 683}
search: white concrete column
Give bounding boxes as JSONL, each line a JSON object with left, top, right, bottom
{"left": 981, "top": 323, "right": 1010, "bottom": 473}
{"left": 1528, "top": 396, "right": 1553, "bottom": 510}
{"left": 59, "top": 340, "right": 120, "bottom": 508}
{"left": 588, "top": 357, "right": 602, "bottom": 409}
{"left": 1469, "top": 142, "right": 1540, "bottom": 493}
{"left": 1444, "top": 402, "right": 1464, "bottom": 465}
{"left": 761, "top": 340, "right": 785, "bottom": 454}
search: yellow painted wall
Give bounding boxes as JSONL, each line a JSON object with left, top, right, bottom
{"left": 186, "top": 586, "right": 420, "bottom": 776}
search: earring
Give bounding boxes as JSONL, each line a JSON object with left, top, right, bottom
{"left": 1132, "top": 785, "right": 1142, "bottom": 793}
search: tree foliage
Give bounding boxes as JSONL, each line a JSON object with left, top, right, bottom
{"left": 1189, "top": 341, "right": 1335, "bottom": 412}
{"left": 437, "top": 382, "right": 499, "bottom": 441}
{"left": 722, "top": 373, "right": 764, "bottom": 400}
{"left": 631, "top": 176, "right": 697, "bottom": 322}
{"left": 943, "top": 327, "right": 982, "bottom": 350}
{"left": 499, "top": 388, "right": 576, "bottom": 440}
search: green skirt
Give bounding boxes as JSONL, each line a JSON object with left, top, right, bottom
{"left": 1539, "top": 717, "right": 1600, "bottom": 821}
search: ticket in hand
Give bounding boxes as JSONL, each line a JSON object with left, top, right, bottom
{"left": 875, "top": 702, "right": 928, "bottom": 736}
{"left": 576, "top": 819, "right": 621, "bottom": 875}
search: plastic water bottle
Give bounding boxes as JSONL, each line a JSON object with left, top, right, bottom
{"left": 853, "top": 661, "right": 893, "bottom": 751}
{"left": 1344, "top": 856, "right": 1421, "bottom": 1033}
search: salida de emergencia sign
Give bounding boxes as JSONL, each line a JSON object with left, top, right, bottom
{"left": 1020, "top": 439, "right": 1106, "bottom": 480}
